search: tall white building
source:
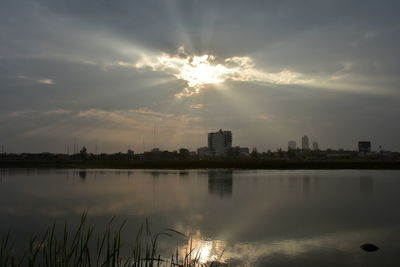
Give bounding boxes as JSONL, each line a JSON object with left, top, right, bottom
{"left": 288, "top": 141, "right": 297, "bottom": 150}
{"left": 302, "top": 135, "right": 309, "bottom": 150}
{"left": 208, "top": 129, "right": 232, "bottom": 156}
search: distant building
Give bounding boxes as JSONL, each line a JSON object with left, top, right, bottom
{"left": 302, "top": 135, "right": 309, "bottom": 150}
{"left": 127, "top": 149, "right": 134, "bottom": 157}
{"left": 208, "top": 129, "right": 232, "bottom": 156}
{"left": 326, "top": 153, "right": 352, "bottom": 159}
{"left": 230, "top": 146, "right": 250, "bottom": 156}
{"left": 197, "top": 147, "right": 212, "bottom": 157}
{"left": 358, "top": 141, "right": 371, "bottom": 153}
{"left": 288, "top": 141, "right": 297, "bottom": 150}
{"left": 312, "top": 141, "right": 319, "bottom": 150}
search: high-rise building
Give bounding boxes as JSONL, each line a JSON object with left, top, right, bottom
{"left": 288, "top": 141, "right": 297, "bottom": 150}
{"left": 358, "top": 141, "right": 371, "bottom": 153}
{"left": 312, "top": 141, "right": 319, "bottom": 150}
{"left": 208, "top": 129, "right": 232, "bottom": 156}
{"left": 302, "top": 135, "right": 309, "bottom": 150}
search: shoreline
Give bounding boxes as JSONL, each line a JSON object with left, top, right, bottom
{"left": 1, "top": 159, "right": 400, "bottom": 170}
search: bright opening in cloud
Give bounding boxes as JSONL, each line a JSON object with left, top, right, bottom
{"left": 38, "top": 79, "right": 54, "bottom": 85}
{"left": 134, "top": 47, "right": 312, "bottom": 97}
{"left": 17, "top": 75, "right": 55, "bottom": 85}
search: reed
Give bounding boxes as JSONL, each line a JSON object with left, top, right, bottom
{"left": 0, "top": 213, "right": 225, "bottom": 267}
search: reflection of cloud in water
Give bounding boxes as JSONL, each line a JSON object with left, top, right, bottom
{"left": 177, "top": 227, "right": 394, "bottom": 266}
{"left": 1, "top": 169, "right": 399, "bottom": 266}
{"left": 0, "top": 170, "right": 209, "bottom": 217}
{"left": 208, "top": 171, "right": 233, "bottom": 197}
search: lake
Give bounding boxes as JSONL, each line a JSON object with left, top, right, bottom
{"left": 0, "top": 169, "right": 399, "bottom": 266}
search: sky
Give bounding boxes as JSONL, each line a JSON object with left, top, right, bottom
{"left": 1, "top": 0, "right": 400, "bottom": 153}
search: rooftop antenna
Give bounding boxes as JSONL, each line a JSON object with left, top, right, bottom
{"left": 73, "top": 137, "right": 76, "bottom": 154}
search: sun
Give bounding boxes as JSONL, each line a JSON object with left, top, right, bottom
{"left": 177, "top": 55, "right": 231, "bottom": 88}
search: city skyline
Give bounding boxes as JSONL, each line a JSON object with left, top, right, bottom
{"left": 1, "top": 0, "right": 400, "bottom": 153}
{"left": 0, "top": 129, "right": 387, "bottom": 155}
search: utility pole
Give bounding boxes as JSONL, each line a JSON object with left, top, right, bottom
{"left": 153, "top": 121, "right": 156, "bottom": 149}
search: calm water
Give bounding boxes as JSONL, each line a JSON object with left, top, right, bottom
{"left": 1, "top": 169, "right": 400, "bottom": 266}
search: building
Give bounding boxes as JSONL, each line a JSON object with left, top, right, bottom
{"left": 302, "top": 135, "right": 309, "bottom": 150}
{"left": 127, "top": 149, "right": 135, "bottom": 158}
{"left": 230, "top": 146, "right": 250, "bottom": 156}
{"left": 197, "top": 147, "right": 212, "bottom": 157}
{"left": 358, "top": 141, "right": 371, "bottom": 153}
{"left": 312, "top": 141, "right": 319, "bottom": 150}
{"left": 288, "top": 141, "right": 297, "bottom": 150}
{"left": 208, "top": 129, "right": 232, "bottom": 156}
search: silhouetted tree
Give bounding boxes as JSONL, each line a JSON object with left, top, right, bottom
{"left": 179, "top": 148, "right": 190, "bottom": 158}
{"left": 277, "top": 148, "right": 284, "bottom": 158}
{"left": 288, "top": 149, "right": 296, "bottom": 158}
{"left": 251, "top": 147, "right": 258, "bottom": 158}
{"left": 80, "top": 146, "right": 88, "bottom": 159}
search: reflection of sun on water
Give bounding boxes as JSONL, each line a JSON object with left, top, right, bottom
{"left": 196, "top": 240, "right": 213, "bottom": 263}
{"left": 178, "top": 233, "right": 226, "bottom": 265}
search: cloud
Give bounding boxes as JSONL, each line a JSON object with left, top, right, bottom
{"left": 134, "top": 47, "right": 312, "bottom": 97}
{"left": 127, "top": 108, "right": 175, "bottom": 118}
{"left": 37, "top": 79, "right": 54, "bottom": 85}
{"left": 42, "top": 109, "right": 72, "bottom": 115}
{"left": 17, "top": 75, "right": 54, "bottom": 85}
{"left": 257, "top": 115, "right": 269, "bottom": 121}
{"left": 1, "top": 108, "right": 207, "bottom": 152}
{"left": 190, "top": 104, "right": 204, "bottom": 109}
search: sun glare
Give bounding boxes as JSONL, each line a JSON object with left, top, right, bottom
{"left": 135, "top": 46, "right": 311, "bottom": 97}
{"left": 177, "top": 55, "right": 230, "bottom": 88}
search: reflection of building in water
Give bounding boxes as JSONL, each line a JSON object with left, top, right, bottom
{"left": 287, "top": 175, "right": 316, "bottom": 195}
{"left": 149, "top": 171, "right": 171, "bottom": 178}
{"left": 79, "top": 170, "right": 87, "bottom": 182}
{"left": 179, "top": 171, "right": 189, "bottom": 177}
{"left": 208, "top": 171, "right": 233, "bottom": 197}
{"left": 360, "top": 176, "right": 373, "bottom": 196}
{"left": 303, "top": 176, "right": 310, "bottom": 195}
{"left": 149, "top": 171, "right": 160, "bottom": 178}
{"left": 288, "top": 176, "right": 298, "bottom": 192}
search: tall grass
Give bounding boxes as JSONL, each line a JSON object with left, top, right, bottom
{"left": 0, "top": 213, "right": 225, "bottom": 267}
